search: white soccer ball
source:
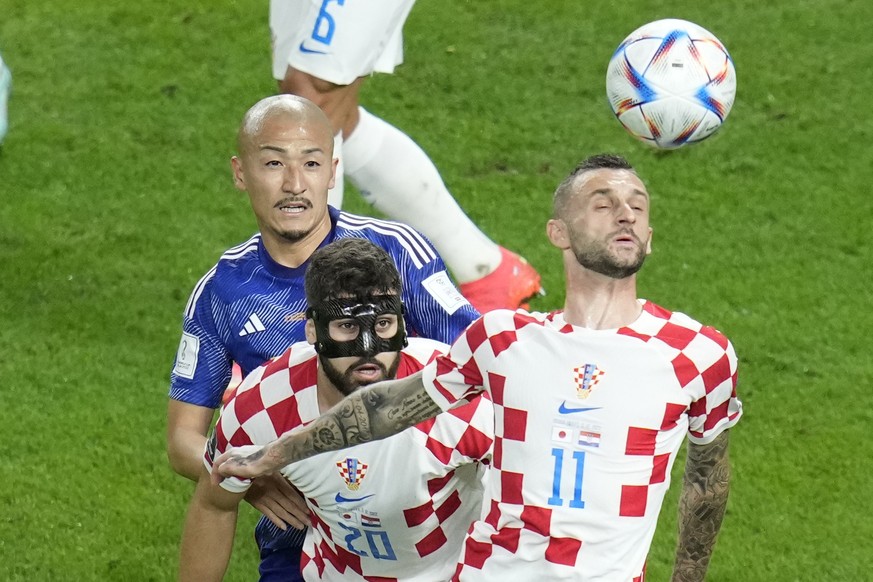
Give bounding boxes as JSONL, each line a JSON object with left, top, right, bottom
{"left": 605, "top": 19, "right": 736, "bottom": 149}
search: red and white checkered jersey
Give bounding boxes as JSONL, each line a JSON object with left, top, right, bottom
{"left": 206, "top": 338, "right": 494, "bottom": 582}
{"left": 421, "top": 301, "right": 742, "bottom": 581}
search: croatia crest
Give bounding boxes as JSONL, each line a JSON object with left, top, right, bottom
{"left": 573, "top": 363, "right": 605, "bottom": 399}
{"left": 336, "top": 458, "right": 369, "bottom": 491}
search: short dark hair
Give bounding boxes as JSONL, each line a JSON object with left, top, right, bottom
{"left": 305, "top": 238, "right": 402, "bottom": 304}
{"left": 552, "top": 154, "right": 636, "bottom": 219}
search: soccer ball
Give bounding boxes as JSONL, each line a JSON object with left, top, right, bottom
{"left": 605, "top": 19, "right": 736, "bottom": 149}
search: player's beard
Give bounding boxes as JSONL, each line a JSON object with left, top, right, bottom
{"left": 321, "top": 355, "right": 401, "bottom": 397}
{"left": 275, "top": 197, "right": 316, "bottom": 242}
{"left": 571, "top": 229, "right": 648, "bottom": 279}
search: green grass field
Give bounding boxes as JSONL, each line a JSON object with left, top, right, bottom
{"left": 2, "top": 0, "right": 872, "bottom": 580}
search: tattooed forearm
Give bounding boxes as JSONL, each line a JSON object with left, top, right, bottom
{"left": 267, "top": 371, "right": 437, "bottom": 467}
{"left": 381, "top": 381, "right": 443, "bottom": 430}
{"left": 671, "top": 430, "right": 731, "bottom": 582}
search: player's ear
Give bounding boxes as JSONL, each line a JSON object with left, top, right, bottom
{"left": 231, "top": 156, "right": 246, "bottom": 191}
{"left": 304, "top": 319, "right": 317, "bottom": 345}
{"left": 646, "top": 227, "right": 653, "bottom": 255}
{"left": 327, "top": 156, "right": 339, "bottom": 191}
{"left": 546, "top": 218, "right": 570, "bottom": 250}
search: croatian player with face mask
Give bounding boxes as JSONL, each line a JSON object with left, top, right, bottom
{"left": 180, "top": 238, "right": 493, "bottom": 581}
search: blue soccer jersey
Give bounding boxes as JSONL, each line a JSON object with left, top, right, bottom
{"left": 170, "top": 206, "right": 479, "bottom": 409}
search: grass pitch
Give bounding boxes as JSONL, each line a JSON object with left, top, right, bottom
{"left": 1, "top": 0, "right": 871, "bottom": 579}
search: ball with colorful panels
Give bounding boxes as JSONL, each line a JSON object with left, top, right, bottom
{"left": 605, "top": 19, "right": 736, "bottom": 149}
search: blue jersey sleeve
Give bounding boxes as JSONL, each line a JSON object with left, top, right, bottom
{"left": 169, "top": 279, "right": 233, "bottom": 409}
{"left": 395, "top": 245, "right": 480, "bottom": 344}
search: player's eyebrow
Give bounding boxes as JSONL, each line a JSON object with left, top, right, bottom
{"left": 589, "top": 188, "right": 649, "bottom": 199}
{"left": 258, "top": 145, "right": 326, "bottom": 155}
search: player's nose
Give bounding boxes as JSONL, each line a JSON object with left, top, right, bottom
{"left": 282, "top": 167, "right": 305, "bottom": 193}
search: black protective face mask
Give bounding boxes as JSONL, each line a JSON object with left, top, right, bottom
{"left": 307, "top": 295, "right": 408, "bottom": 358}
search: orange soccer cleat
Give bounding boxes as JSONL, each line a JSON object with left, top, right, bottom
{"left": 460, "top": 247, "right": 544, "bottom": 313}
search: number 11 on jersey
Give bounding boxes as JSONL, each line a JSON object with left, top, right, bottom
{"left": 548, "top": 447, "right": 587, "bottom": 509}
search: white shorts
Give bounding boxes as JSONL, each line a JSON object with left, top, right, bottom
{"left": 270, "top": 0, "right": 417, "bottom": 85}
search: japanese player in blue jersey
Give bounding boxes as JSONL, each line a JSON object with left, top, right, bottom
{"left": 168, "top": 94, "right": 479, "bottom": 580}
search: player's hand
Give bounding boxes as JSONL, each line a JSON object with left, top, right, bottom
{"left": 211, "top": 445, "right": 274, "bottom": 484}
{"left": 244, "top": 473, "right": 309, "bottom": 530}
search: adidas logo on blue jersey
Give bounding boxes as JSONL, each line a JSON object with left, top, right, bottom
{"left": 239, "top": 313, "right": 266, "bottom": 337}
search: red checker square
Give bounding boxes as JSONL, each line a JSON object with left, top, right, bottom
{"left": 488, "top": 372, "right": 506, "bottom": 405}
{"left": 556, "top": 321, "right": 575, "bottom": 334}
{"left": 620, "top": 484, "right": 649, "bottom": 517}
{"left": 484, "top": 499, "right": 501, "bottom": 529}
{"left": 266, "top": 397, "right": 302, "bottom": 435}
{"left": 655, "top": 321, "right": 698, "bottom": 350}
{"left": 287, "top": 355, "right": 316, "bottom": 387}
{"left": 500, "top": 471, "right": 525, "bottom": 504}
{"left": 625, "top": 427, "right": 657, "bottom": 456}
{"left": 488, "top": 329, "right": 517, "bottom": 357}
{"left": 426, "top": 436, "right": 454, "bottom": 465}
{"left": 661, "top": 402, "right": 686, "bottom": 430}
{"left": 464, "top": 318, "right": 490, "bottom": 354}
{"left": 512, "top": 311, "right": 540, "bottom": 328}
{"left": 415, "top": 526, "right": 448, "bottom": 558}
{"left": 703, "top": 400, "right": 730, "bottom": 431}
{"left": 414, "top": 416, "right": 437, "bottom": 434}
{"left": 502, "top": 407, "right": 527, "bottom": 441}
{"left": 688, "top": 396, "right": 707, "bottom": 420}
{"left": 426, "top": 472, "right": 453, "bottom": 498}
{"left": 650, "top": 453, "right": 671, "bottom": 484}
{"left": 617, "top": 327, "right": 651, "bottom": 342}
{"left": 701, "top": 354, "right": 731, "bottom": 394}
{"left": 404, "top": 499, "right": 434, "bottom": 528}
{"left": 436, "top": 490, "right": 463, "bottom": 522}
{"left": 671, "top": 352, "right": 700, "bottom": 388}
{"left": 643, "top": 301, "right": 672, "bottom": 319}
{"left": 520, "top": 505, "right": 552, "bottom": 537}
{"left": 490, "top": 525, "right": 521, "bottom": 554}
{"left": 214, "top": 423, "right": 231, "bottom": 453}
{"left": 448, "top": 398, "right": 479, "bottom": 423}
{"left": 232, "top": 389, "right": 266, "bottom": 424}
{"left": 456, "top": 425, "right": 491, "bottom": 460}
{"left": 229, "top": 426, "right": 254, "bottom": 448}
{"left": 545, "top": 535, "right": 582, "bottom": 567}
{"left": 462, "top": 537, "right": 493, "bottom": 570}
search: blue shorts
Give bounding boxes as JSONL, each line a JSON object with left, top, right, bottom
{"left": 255, "top": 519, "right": 307, "bottom": 582}
{"left": 258, "top": 543, "right": 304, "bottom": 582}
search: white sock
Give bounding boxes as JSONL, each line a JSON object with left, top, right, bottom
{"left": 327, "top": 132, "right": 344, "bottom": 208}
{"left": 344, "top": 107, "right": 500, "bottom": 283}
